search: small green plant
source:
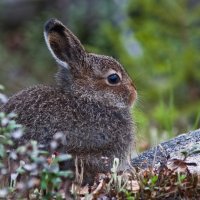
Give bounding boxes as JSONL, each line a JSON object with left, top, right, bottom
{"left": 0, "top": 110, "right": 74, "bottom": 199}
{"left": 177, "top": 173, "right": 187, "bottom": 185}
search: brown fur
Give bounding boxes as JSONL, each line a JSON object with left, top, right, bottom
{"left": 0, "top": 19, "right": 137, "bottom": 184}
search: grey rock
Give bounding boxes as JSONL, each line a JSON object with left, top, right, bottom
{"left": 132, "top": 129, "right": 200, "bottom": 170}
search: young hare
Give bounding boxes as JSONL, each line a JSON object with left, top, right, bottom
{"left": 1, "top": 19, "right": 137, "bottom": 184}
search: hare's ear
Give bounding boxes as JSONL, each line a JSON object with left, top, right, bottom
{"left": 44, "top": 18, "right": 86, "bottom": 68}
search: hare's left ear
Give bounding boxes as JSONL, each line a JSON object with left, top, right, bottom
{"left": 44, "top": 18, "right": 86, "bottom": 68}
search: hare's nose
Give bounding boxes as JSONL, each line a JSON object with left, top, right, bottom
{"left": 44, "top": 18, "right": 64, "bottom": 33}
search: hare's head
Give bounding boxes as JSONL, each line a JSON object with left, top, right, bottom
{"left": 44, "top": 19, "right": 137, "bottom": 108}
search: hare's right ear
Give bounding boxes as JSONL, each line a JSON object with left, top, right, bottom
{"left": 44, "top": 18, "right": 86, "bottom": 68}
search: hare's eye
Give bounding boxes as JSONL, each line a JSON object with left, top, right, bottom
{"left": 107, "top": 73, "right": 120, "bottom": 85}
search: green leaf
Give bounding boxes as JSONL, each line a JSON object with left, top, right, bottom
{"left": 151, "top": 175, "right": 158, "bottom": 185}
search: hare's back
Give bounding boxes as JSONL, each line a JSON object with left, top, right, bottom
{"left": 0, "top": 85, "right": 75, "bottom": 144}
{"left": 1, "top": 85, "right": 133, "bottom": 155}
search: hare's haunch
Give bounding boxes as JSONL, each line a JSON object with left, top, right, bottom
{"left": 0, "top": 19, "right": 137, "bottom": 184}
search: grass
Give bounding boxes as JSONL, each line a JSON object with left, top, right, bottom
{"left": 74, "top": 156, "right": 200, "bottom": 199}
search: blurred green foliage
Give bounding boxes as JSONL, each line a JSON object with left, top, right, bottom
{"left": 128, "top": 0, "right": 200, "bottom": 145}
{"left": 0, "top": 0, "right": 200, "bottom": 150}
{"left": 0, "top": 112, "right": 74, "bottom": 199}
{"left": 94, "top": 0, "right": 200, "bottom": 149}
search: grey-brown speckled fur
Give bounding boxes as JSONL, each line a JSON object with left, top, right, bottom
{"left": 0, "top": 19, "right": 137, "bottom": 184}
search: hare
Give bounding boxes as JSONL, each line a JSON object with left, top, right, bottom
{"left": 0, "top": 19, "right": 137, "bottom": 184}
